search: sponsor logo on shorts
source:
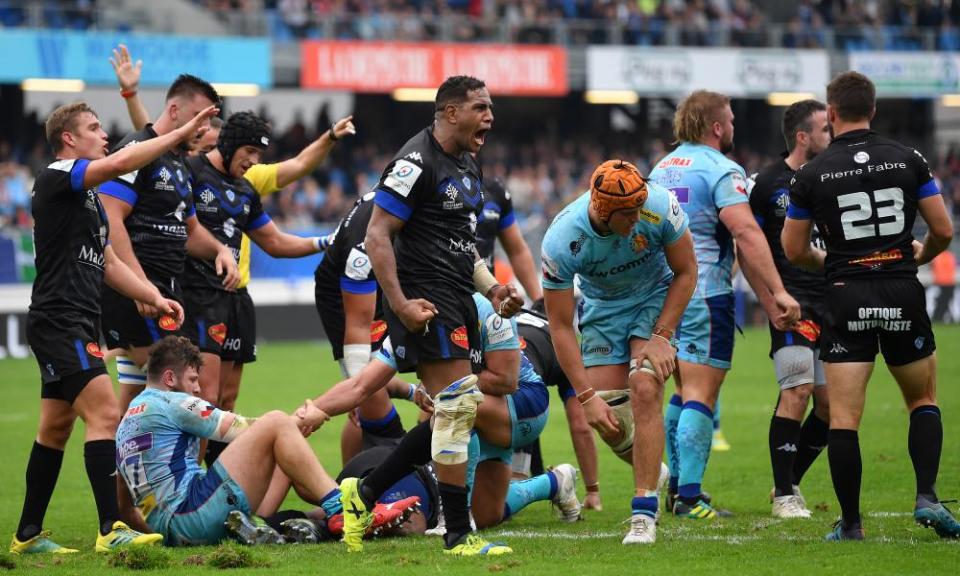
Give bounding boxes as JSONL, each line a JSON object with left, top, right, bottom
{"left": 848, "top": 307, "right": 912, "bottom": 332}
{"left": 915, "top": 336, "right": 925, "bottom": 349}
{"left": 451, "top": 326, "right": 469, "bottom": 350}
{"left": 794, "top": 319, "right": 821, "bottom": 342}
{"left": 829, "top": 342, "right": 848, "bottom": 354}
{"left": 585, "top": 345, "right": 611, "bottom": 355}
{"left": 208, "top": 323, "right": 227, "bottom": 345}
{"left": 223, "top": 337, "right": 241, "bottom": 351}
{"left": 370, "top": 320, "right": 388, "bottom": 343}
{"left": 158, "top": 315, "right": 178, "bottom": 331}
{"left": 848, "top": 249, "right": 902, "bottom": 269}
{"left": 631, "top": 233, "right": 648, "bottom": 253}
{"left": 86, "top": 342, "right": 104, "bottom": 358}
{"left": 396, "top": 346, "right": 405, "bottom": 359}
{"left": 686, "top": 342, "right": 701, "bottom": 356}
{"left": 125, "top": 404, "right": 146, "bottom": 417}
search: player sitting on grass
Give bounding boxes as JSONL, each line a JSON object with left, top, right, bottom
{"left": 115, "top": 336, "right": 342, "bottom": 546}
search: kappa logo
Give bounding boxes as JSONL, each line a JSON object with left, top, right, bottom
{"left": 405, "top": 152, "right": 422, "bottom": 163}
{"left": 86, "top": 342, "right": 104, "bottom": 358}
{"left": 208, "top": 323, "right": 227, "bottom": 345}
{"left": 776, "top": 443, "right": 798, "bottom": 453}
{"left": 450, "top": 326, "right": 469, "bottom": 350}
{"left": 158, "top": 315, "right": 178, "bottom": 331}
{"left": 829, "top": 342, "right": 848, "bottom": 355}
{"left": 370, "top": 320, "right": 388, "bottom": 343}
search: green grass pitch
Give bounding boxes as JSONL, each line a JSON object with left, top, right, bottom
{"left": 1, "top": 326, "right": 958, "bottom": 574}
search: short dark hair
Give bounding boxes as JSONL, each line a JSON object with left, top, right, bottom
{"left": 782, "top": 99, "right": 827, "bottom": 151}
{"left": 147, "top": 336, "right": 202, "bottom": 381}
{"left": 435, "top": 75, "right": 486, "bottom": 111}
{"left": 826, "top": 71, "right": 875, "bottom": 122}
{"left": 45, "top": 102, "right": 97, "bottom": 153}
{"left": 165, "top": 73, "right": 220, "bottom": 106}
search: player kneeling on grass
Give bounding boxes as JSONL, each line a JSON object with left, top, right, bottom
{"left": 115, "top": 336, "right": 343, "bottom": 546}
{"left": 541, "top": 160, "right": 697, "bottom": 544}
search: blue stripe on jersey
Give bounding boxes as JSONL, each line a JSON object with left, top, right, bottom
{"left": 340, "top": 277, "right": 378, "bottom": 294}
{"left": 707, "top": 293, "right": 735, "bottom": 362}
{"left": 70, "top": 159, "right": 90, "bottom": 192}
{"left": 359, "top": 406, "right": 399, "bottom": 428}
{"left": 374, "top": 188, "right": 413, "bottom": 221}
{"left": 175, "top": 464, "right": 224, "bottom": 513}
{"left": 99, "top": 180, "right": 139, "bottom": 206}
{"left": 786, "top": 204, "right": 811, "bottom": 219}
{"left": 246, "top": 212, "right": 271, "bottom": 231}
{"left": 170, "top": 432, "right": 193, "bottom": 490}
{"left": 74, "top": 339, "right": 90, "bottom": 370}
{"left": 144, "top": 318, "right": 161, "bottom": 343}
{"left": 918, "top": 179, "right": 940, "bottom": 199}
{"left": 499, "top": 210, "right": 516, "bottom": 230}
{"left": 185, "top": 204, "right": 196, "bottom": 218}
{"left": 754, "top": 214, "right": 765, "bottom": 227}
{"left": 785, "top": 332, "right": 794, "bottom": 346}
{"left": 436, "top": 324, "right": 451, "bottom": 359}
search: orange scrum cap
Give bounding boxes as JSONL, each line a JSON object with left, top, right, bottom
{"left": 590, "top": 159, "right": 648, "bottom": 221}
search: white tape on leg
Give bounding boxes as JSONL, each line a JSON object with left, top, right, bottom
{"left": 116, "top": 355, "right": 147, "bottom": 387}
{"left": 596, "top": 389, "right": 634, "bottom": 458}
{"left": 431, "top": 374, "right": 483, "bottom": 465}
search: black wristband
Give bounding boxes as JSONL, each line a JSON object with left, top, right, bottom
{"left": 328, "top": 123, "right": 339, "bottom": 142}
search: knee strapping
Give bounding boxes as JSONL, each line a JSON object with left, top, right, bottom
{"left": 597, "top": 389, "right": 634, "bottom": 457}
{"left": 116, "top": 356, "right": 147, "bottom": 387}
{"left": 431, "top": 375, "right": 483, "bottom": 465}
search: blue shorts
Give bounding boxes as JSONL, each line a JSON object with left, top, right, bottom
{"left": 676, "top": 292, "right": 735, "bottom": 370}
{"left": 477, "top": 384, "right": 549, "bottom": 464}
{"left": 577, "top": 283, "right": 669, "bottom": 367}
{"left": 165, "top": 461, "right": 251, "bottom": 546}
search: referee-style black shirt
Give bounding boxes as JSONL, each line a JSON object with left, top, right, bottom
{"left": 29, "top": 159, "right": 110, "bottom": 329}
{"left": 788, "top": 129, "right": 940, "bottom": 281}
{"left": 750, "top": 159, "right": 825, "bottom": 301}
{"left": 99, "top": 125, "right": 195, "bottom": 283}
{"left": 373, "top": 127, "right": 484, "bottom": 296}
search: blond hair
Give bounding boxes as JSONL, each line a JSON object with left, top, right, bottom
{"left": 673, "top": 90, "right": 730, "bottom": 144}
{"left": 45, "top": 102, "right": 97, "bottom": 153}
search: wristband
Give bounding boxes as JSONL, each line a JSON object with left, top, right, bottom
{"left": 473, "top": 259, "right": 499, "bottom": 296}
{"left": 575, "top": 387, "right": 595, "bottom": 403}
{"left": 121, "top": 89, "right": 138, "bottom": 99}
{"left": 651, "top": 333, "right": 673, "bottom": 346}
{"left": 407, "top": 382, "right": 417, "bottom": 401}
{"left": 585, "top": 482, "right": 600, "bottom": 493}
{"left": 580, "top": 393, "right": 598, "bottom": 406}
{"left": 328, "top": 123, "right": 339, "bottom": 142}
{"left": 652, "top": 324, "right": 675, "bottom": 340}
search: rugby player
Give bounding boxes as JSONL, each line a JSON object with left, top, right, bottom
{"left": 783, "top": 71, "right": 959, "bottom": 540}
{"left": 750, "top": 99, "right": 832, "bottom": 518}
{"left": 314, "top": 191, "right": 406, "bottom": 465}
{"left": 649, "top": 90, "right": 800, "bottom": 519}
{"left": 541, "top": 159, "right": 697, "bottom": 544}
{"left": 115, "top": 336, "right": 342, "bottom": 546}
{"left": 11, "top": 101, "right": 212, "bottom": 554}
{"left": 336, "top": 76, "right": 522, "bottom": 556}
{"left": 181, "top": 111, "right": 334, "bottom": 442}
{"left": 98, "top": 73, "right": 239, "bottom": 415}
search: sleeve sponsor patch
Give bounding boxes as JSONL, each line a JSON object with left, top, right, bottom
{"left": 382, "top": 159, "right": 422, "bottom": 198}
{"left": 485, "top": 313, "right": 516, "bottom": 345}
{"left": 667, "top": 193, "right": 684, "bottom": 232}
{"left": 179, "top": 397, "right": 215, "bottom": 419}
{"left": 731, "top": 171, "right": 748, "bottom": 196}
{"left": 345, "top": 246, "right": 372, "bottom": 281}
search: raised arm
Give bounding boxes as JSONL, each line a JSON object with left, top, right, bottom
{"left": 110, "top": 44, "right": 150, "bottom": 131}
{"left": 274, "top": 116, "right": 356, "bottom": 188}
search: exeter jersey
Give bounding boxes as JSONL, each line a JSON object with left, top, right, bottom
{"left": 29, "top": 159, "right": 110, "bottom": 328}
{"left": 540, "top": 184, "right": 686, "bottom": 304}
{"left": 749, "top": 159, "right": 825, "bottom": 302}
{"left": 476, "top": 178, "right": 515, "bottom": 270}
{"left": 788, "top": 129, "right": 939, "bottom": 282}
{"left": 183, "top": 154, "right": 270, "bottom": 290}
{"left": 373, "top": 127, "right": 483, "bottom": 297}
{"left": 99, "top": 125, "right": 195, "bottom": 281}
{"left": 116, "top": 388, "right": 225, "bottom": 532}
{"left": 648, "top": 142, "right": 748, "bottom": 298}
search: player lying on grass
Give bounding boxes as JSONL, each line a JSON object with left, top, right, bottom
{"left": 115, "top": 336, "right": 344, "bottom": 546}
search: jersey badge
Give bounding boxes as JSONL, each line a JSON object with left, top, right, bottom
{"left": 631, "top": 233, "right": 648, "bottom": 253}
{"left": 86, "top": 342, "right": 104, "bottom": 358}
{"left": 208, "top": 323, "right": 227, "bottom": 345}
{"left": 451, "top": 326, "right": 469, "bottom": 350}
{"left": 793, "top": 320, "right": 821, "bottom": 342}
{"left": 370, "top": 320, "right": 388, "bottom": 343}
{"left": 384, "top": 160, "right": 422, "bottom": 198}
{"left": 158, "top": 315, "right": 178, "bottom": 331}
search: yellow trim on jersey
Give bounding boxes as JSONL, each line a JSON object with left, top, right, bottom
{"left": 238, "top": 163, "right": 282, "bottom": 288}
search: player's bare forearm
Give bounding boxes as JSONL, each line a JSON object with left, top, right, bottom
{"left": 544, "top": 290, "right": 591, "bottom": 396}
{"left": 660, "top": 232, "right": 697, "bottom": 331}
{"left": 365, "top": 208, "right": 407, "bottom": 309}
{"left": 249, "top": 224, "right": 318, "bottom": 258}
{"left": 781, "top": 217, "right": 824, "bottom": 271}
{"left": 918, "top": 231, "right": 952, "bottom": 266}
{"left": 185, "top": 217, "right": 227, "bottom": 260}
{"left": 99, "top": 197, "right": 148, "bottom": 282}
{"left": 735, "top": 226, "right": 785, "bottom": 296}
{"left": 342, "top": 291, "right": 376, "bottom": 346}
{"left": 103, "top": 246, "right": 162, "bottom": 304}
{"left": 476, "top": 349, "right": 519, "bottom": 396}
{"left": 276, "top": 136, "right": 335, "bottom": 189}
{"left": 313, "top": 361, "right": 396, "bottom": 416}
{"left": 500, "top": 224, "right": 543, "bottom": 300}
{"left": 125, "top": 95, "right": 150, "bottom": 131}
{"left": 917, "top": 194, "right": 954, "bottom": 265}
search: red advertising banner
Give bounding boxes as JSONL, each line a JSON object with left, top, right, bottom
{"left": 301, "top": 41, "right": 568, "bottom": 96}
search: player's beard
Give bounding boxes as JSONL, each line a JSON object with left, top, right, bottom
{"left": 720, "top": 137, "right": 734, "bottom": 155}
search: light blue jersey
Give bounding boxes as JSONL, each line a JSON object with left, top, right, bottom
{"left": 540, "top": 185, "right": 686, "bottom": 304}
{"left": 116, "top": 388, "right": 225, "bottom": 535}
{"left": 648, "top": 142, "right": 748, "bottom": 298}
